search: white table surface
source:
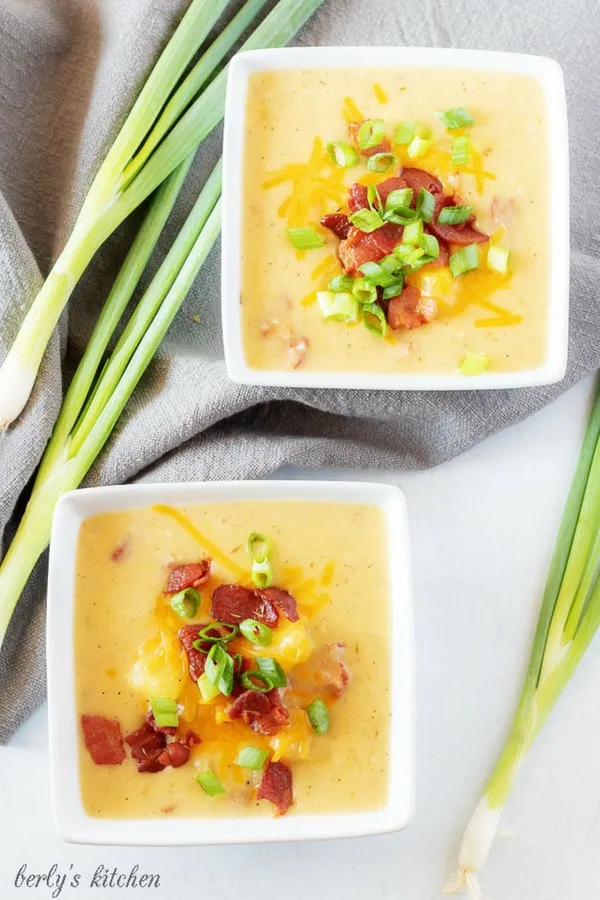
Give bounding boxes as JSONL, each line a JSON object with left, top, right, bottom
{"left": 2, "top": 375, "right": 599, "bottom": 900}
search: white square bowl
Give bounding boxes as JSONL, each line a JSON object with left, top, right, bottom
{"left": 221, "top": 46, "right": 569, "bottom": 391}
{"left": 47, "top": 480, "right": 414, "bottom": 845}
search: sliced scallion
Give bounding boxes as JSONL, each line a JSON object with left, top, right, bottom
{"left": 403, "top": 218, "right": 424, "bottom": 245}
{"left": 393, "top": 120, "right": 417, "bottom": 145}
{"left": 199, "top": 622, "right": 239, "bottom": 643}
{"left": 406, "top": 127, "right": 434, "bottom": 160}
{"left": 234, "top": 746, "right": 269, "bottom": 770}
{"left": 357, "top": 118, "right": 386, "bottom": 150}
{"left": 348, "top": 208, "right": 384, "bottom": 233}
{"left": 317, "top": 291, "right": 360, "bottom": 323}
{"left": 436, "top": 106, "right": 475, "bottom": 130}
{"left": 247, "top": 531, "right": 274, "bottom": 589}
{"left": 198, "top": 672, "right": 221, "bottom": 702}
{"left": 383, "top": 207, "right": 419, "bottom": 225}
{"left": 367, "top": 184, "right": 383, "bottom": 214}
{"left": 328, "top": 274, "right": 354, "bottom": 293}
{"left": 382, "top": 280, "right": 405, "bottom": 300}
{"left": 240, "top": 618, "right": 273, "bottom": 647}
{"left": 438, "top": 205, "right": 472, "bottom": 225}
{"left": 380, "top": 254, "right": 402, "bottom": 275}
{"left": 255, "top": 656, "right": 287, "bottom": 688}
{"left": 285, "top": 227, "right": 324, "bottom": 250}
{"left": 170, "top": 587, "right": 201, "bottom": 619}
{"left": 196, "top": 770, "right": 225, "bottom": 797}
{"left": 451, "top": 135, "right": 471, "bottom": 167}
{"left": 151, "top": 696, "right": 179, "bottom": 729}
{"left": 218, "top": 652, "right": 235, "bottom": 697}
{"left": 358, "top": 261, "right": 397, "bottom": 288}
{"left": 367, "top": 152, "right": 397, "bottom": 173}
{"left": 326, "top": 141, "right": 359, "bottom": 168}
{"left": 449, "top": 243, "right": 480, "bottom": 277}
{"left": 384, "top": 188, "right": 413, "bottom": 211}
{"left": 204, "top": 642, "right": 229, "bottom": 685}
{"left": 487, "top": 245, "right": 510, "bottom": 275}
{"left": 362, "top": 303, "right": 387, "bottom": 338}
{"left": 352, "top": 279, "right": 378, "bottom": 305}
{"left": 393, "top": 243, "right": 425, "bottom": 267}
{"left": 306, "top": 698, "right": 330, "bottom": 735}
{"left": 418, "top": 232, "right": 440, "bottom": 258}
{"left": 416, "top": 187, "right": 435, "bottom": 223}
{"left": 459, "top": 352, "right": 490, "bottom": 376}
{"left": 240, "top": 670, "right": 274, "bottom": 692}
{"left": 251, "top": 557, "right": 274, "bottom": 589}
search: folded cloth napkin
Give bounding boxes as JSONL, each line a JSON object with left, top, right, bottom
{"left": 0, "top": 0, "right": 598, "bottom": 742}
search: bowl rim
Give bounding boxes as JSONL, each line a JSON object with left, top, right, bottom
{"left": 47, "top": 479, "right": 414, "bottom": 845}
{"left": 221, "top": 45, "right": 569, "bottom": 391}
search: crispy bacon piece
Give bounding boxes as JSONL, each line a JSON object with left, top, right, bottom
{"left": 178, "top": 624, "right": 207, "bottom": 682}
{"left": 320, "top": 213, "right": 351, "bottom": 240}
{"left": 286, "top": 336, "right": 309, "bottom": 370}
{"left": 348, "top": 182, "right": 369, "bottom": 212}
{"left": 400, "top": 167, "right": 443, "bottom": 196}
{"left": 258, "top": 761, "right": 293, "bottom": 816}
{"left": 166, "top": 560, "right": 211, "bottom": 593}
{"left": 110, "top": 538, "right": 130, "bottom": 562}
{"left": 429, "top": 194, "right": 488, "bottom": 245}
{"left": 228, "top": 688, "right": 290, "bottom": 735}
{"left": 157, "top": 741, "right": 190, "bottom": 769}
{"left": 255, "top": 587, "right": 299, "bottom": 623}
{"left": 81, "top": 715, "right": 125, "bottom": 766}
{"left": 125, "top": 721, "right": 167, "bottom": 773}
{"left": 338, "top": 224, "right": 404, "bottom": 273}
{"left": 211, "top": 584, "right": 278, "bottom": 626}
{"left": 182, "top": 729, "right": 201, "bottom": 748}
{"left": 348, "top": 121, "right": 391, "bottom": 158}
{"left": 321, "top": 642, "right": 352, "bottom": 697}
{"left": 388, "top": 285, "right": 437, "bottom": 331}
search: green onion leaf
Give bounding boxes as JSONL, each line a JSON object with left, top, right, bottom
{"left": 317, "top": 291, "right": 360, "bottom": 323}
{"left": 348, "top": 208, "right": 384, "bottom": 233}
{"left": 416, "top": 188, "right": 435, "bottom": 223}
{"left": 394, "top": 121, "right": 417, "bottom": 145}
{"left": 487, "top": 245, "right": 510, "bottom": 275}
{"left": 459, "top": 351, "right": 490, "bottom": 376}
{"left": 380, "top": 254, "right": 402, "bottom": 275}
{"left": 255, "top": 656, "right": 287, "bottom": 688}
{"left": 367, "top": 184, "right": 383, "bottom": 214}
{"left": 358, "top": 261, "right": 397, "bottom": 288}
{"left": 198, "top": 672, "right": 221, "bottom": 702}
{"left": 170, "top": 587, "right": 201, "bottom": 619}
{"left": 451, "top": 135, "right": 471, "bottom": 167}
{"left": 240, "top": 670, "right": 274, "bottom": 693}
{"left": 196, "top": 770, "right": 225, "bottom": 797}
{"left": 240, "top": 618, "right": 273, "bottom": 647}
{"left": 362, "top": 303, "right": 387, "bottom": 338}
{"left": 384, "top": 188, "right": 413, "bottom": 211}
{"left": 438, "top": 205, "right": 473, "bottom": 225}
{"left": 247, "top": 532, "right": 272, "bottom": 564}
{"left": 403, "top": 218, "right": 424, "bottom": 246}
{"left": 417, "top": 233, "right": 440, "bottom": 258}
{"left": 449, "top": 243, "right": 480, "bottom": 277}
{"left": 306, "top": 698, "right": 330, "bottom": 735}
{"left": 357, "top": 119, "right": 386, "bottom": 150}
{"left": 204, "top": 642, "right": 229, "bottom": 685}
{"left": 150, "top": 696, "right": 178, "bottom": 729}
{"left": 382, "top": 280, "right": 405, "bottom": 300}
{"left": 393, "top": 243, "right": 425, "bottom": 266}
{"left": 199, "top": 622, "right": 239, "bottom": 643}
{"left": 367, "top": 152, "right": 397, "bottom": 173}
{"left": 382, "top": 207, "right": 419, "bottom": 225}
{"left": 234, "top": 746, "right": 269, "bottom": 770}
{"left": 251, "top": 557, "right": 274, "bottom": 589}
{"left": 436, "top": 107, "right": 475, "bottom": 130}
{"left": 217, "top": 651, "right": 235, "bottom": 697}
{"left": 285, "top": 227, "right": 324, "bottom": 250}
{"left": 406, "top": 127, "right": 434, "bottom": 160}
{"left": 328, "top": 274, "right": 354, "bottom": 293}
{"left": 352, "top": 278, "right": 378, "bottom": 305}
{"left": 326, "top": 141, "right": 359, "bottom": 168}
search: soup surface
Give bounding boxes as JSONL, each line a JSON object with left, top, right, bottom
{"left": 75, "top": 500, "right": 390, "bottom": 818}
{"left": 241, "top": 67, "right": 550, "bottom": 376}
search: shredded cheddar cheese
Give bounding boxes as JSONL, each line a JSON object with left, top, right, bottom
{"left": 373, "top": 83, "right": 388, "bottom": 104}
{"left": 152, "top": 505, "right": 248, "bottom": 579}
{"left": 341, "top": 96, "right": 363, "bottom": 123}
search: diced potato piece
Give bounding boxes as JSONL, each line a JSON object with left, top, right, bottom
{"left": 270, "top": 708, "right": 313, "bottom": 762}
{"left": 128, "top": 632, "right": 185, "bottom": 701}
{"left": 250, "top": 619, "right": 314, "bottom": 670}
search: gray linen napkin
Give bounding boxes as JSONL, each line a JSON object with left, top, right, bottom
{"left": 0, "top": 0, "right": 598, "bottom": 742}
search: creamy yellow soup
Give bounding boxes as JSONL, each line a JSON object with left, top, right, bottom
{"left": 75, "top": 501, "right": 390, "bottom": 818}
{"left": 241, "top": 67, "right": 550, "bottom": 375}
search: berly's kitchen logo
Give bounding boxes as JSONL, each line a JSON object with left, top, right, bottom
{"left": 14, "top": 864, "right": 161, "bottom": 897}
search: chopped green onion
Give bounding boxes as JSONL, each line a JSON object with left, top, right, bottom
{"left": 352, "top": 279, "right": 378, "bottom": 305}
{"left": 382, "top": 207, "right": 419, "bottom": 225}
{"left": 436, "top": 106, "right": 475, "bottom": 130}
{"left": 150, "top": 696, "right": 179, "bottom": 729}
{"left": 416, "top": 188, "right": 435, "bottom": 223}
{"left": 382, "top": 279, "right": 405, "bottom": 300}
{"left": 358, "top": 261, "right": 397, "bottom": 288}
{"left": 240, "top": 670, "right": 274, "bottom": 692}
{"left": 328, "top": 274, "right": 354, "bottom": 293}
{"left": 367, "top": 152, "right": 397, "bottom": 173}
{"left": 195, "top": 770, "right": 225, "bottom": 797}
{"left": 487, "top": 245, "right": 510, "bottom": 275}
{"left": 234, "top": 746, "right": 269, "bottom": 770}
{"left": 199, "top": 622, "right": 239, "bottom": 643}
{"left": 198, "top": 672, "right": 221, "bottom": 702}
{"left": 348, "top": 208, "right": 384, "bottom": 233}
{"left": 451, "top": 135, "right": 471, "bottom": 167}
{"left": 326, "top": 141, "right": 359, "bottom": 168}
{"left": 418, "top": 232, "right": 440, "bottom": 258}
{"left": 217, "top": 651, "right": 235, "bottom": 697}
{"left": 362, "top": 303, "right": 387, "bottom": 338}
{"left": 251, "top": 558, "right": 274, "bottom": 589}
{"left": 357, "top": 118, "right": 386, "bottom": 150}
{"left": 406, "top": 127, "right": 434, "bottom": 160}
{"left": 393, "top": 243, "right": 425, "bottom": 266}
{"left": 204, "top": 642, "right": 229, "bottom": 685}
{"left": 459, "top": 352, "right": 490, "bottom": 376}
{"left": 380, "top": 255, "right": 402, "bottom": 275}
{"left": 438, "top": 205, "right": 473, "bottom": 225}
{"left": 405, "top": 255, "right": 436, "bottom": 273}
{"left": 394, "top": 120, "right": 417, "bottom": 145}
{"left": 240, "top": 618, "right": 273, "bottom": 647}
{"left": 317, "top": 291, "right": 360, "bottom": 323}
{"left": 449, "top": 243, "right": 480, "bottom": 277}
{"left": 170, "top": 587, "right": 201, "bottom": 619}
{"left": 247, "top": 532, "right": 272, "bottom": 564}
{"left": 285, "top": 227, "right": 324, "bottom": 250}
{"left": 403, "top": 218, "right": 424, "bottom": 245}
{"left": 384, "top": 188, "right": 413, "bottom": 211}
{"left": 367, "top": 184, "right": 383, "bottom": 213}
{"left": 255, "top": 656, "right": 287, "bottom": 688}
{"left": 306, "top": 698, "right": 330, "bottom": 735}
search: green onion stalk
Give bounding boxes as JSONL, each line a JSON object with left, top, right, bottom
{"left": 0, "top": 0, "right": 326, "bottom": 428}
{"left": 445, "top": 386, "right": 600, "bottom": 898}
{"left": 0, "top": 0, "right": 327, "bottom": 647}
